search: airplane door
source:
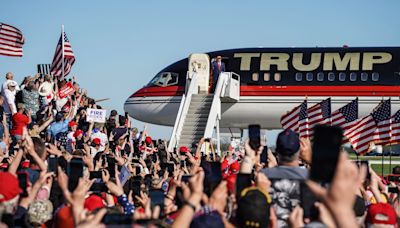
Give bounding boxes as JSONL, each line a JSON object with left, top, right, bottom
{"left": 188, "top": 53, "right": 210, "bottom": 94}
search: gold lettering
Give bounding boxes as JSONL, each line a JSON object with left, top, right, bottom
{"left": 323, "top": 53, "right": 360, "bottom": 71}
{"left": 233, "top": 53, "right": 260, "bottom": 71}
{"left": 292, "top": 53, "right": 321, "bottom": 71}
{"left": 362, "top": 52, "right": 392, "bottom": 70}
{"left": 260, "top": 53, "right": 289, "bottom": 71}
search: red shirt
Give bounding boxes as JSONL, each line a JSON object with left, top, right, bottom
{"left": 11, "top": 112, "right": 30, "bottom": 136}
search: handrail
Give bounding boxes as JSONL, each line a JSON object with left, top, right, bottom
{"left": 168, "top": 72, "right": 198, "bottom": 152}
{"left": 204, "top": 72, "right": 228, "bottom": 138}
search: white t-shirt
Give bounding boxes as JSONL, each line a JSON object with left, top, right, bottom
{"left": 3, "top": 89, "right": 16, "bottom": 114}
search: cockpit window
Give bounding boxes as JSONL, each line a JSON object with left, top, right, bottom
{"left": 148, "top": 72, "right": 179, "bottom": 87}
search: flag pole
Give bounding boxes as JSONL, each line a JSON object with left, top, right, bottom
{"left": 61, "top": 25, "right": 65, "bottom": 80}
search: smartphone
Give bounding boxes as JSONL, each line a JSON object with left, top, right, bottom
{"left": 388, "top": 186, "right": 399, "bottom": 194}
{"left": 181, "top": 175, "right": 192, "bottom": 183}
{"left": 388, "top": 175, "right": 400, "bottom": 182}
{"left": 180, "top": 160, "right": 186, "bottom": 167}
{"left": 132, "top": 159, "right": 140, "bottom": 164}
{"left": 354, "top": 160, "right": 371, "bottom": 180}
{"left": 68, "top": 158, "right": 84, "bottom": 191}
{"left": 310, "top": 125, "right": 343, "bottom": 183}
{"left": 131, "top": 180, "right": 141, "bottom": 198}
{"left": 300, "top": 182, "right": 318, "bottom": 219}
{"left": 201, "top": 161, "right": 222, "bottom": 196}
{"left": 102, "top": 213, "right": 132, "bottom": 225}
{"left": 107, "top": 155, "right": 116, "bottom": 177}
{"left": 260, "top": 146, "right": 269, "bottom": 165}
{"left": 89, "top": 171, "right": 103, "bottom": 179}
{"left": 149, "top": 189, "right": 165, "bottom": 209}
{"left": 17, "top": 172, "right": 29, "bottom": 197}
{"left": 90, "top": 182, "right": 108, "bottom": 193}
{"left": 248, "top": 124, "right": 261, "bottom": 151}
{"left": 135, "top": 166, "right": 141, "bottom": 174}
{"left": 160, "top": 163, "right": 174, "bottom": 176}
{"left": 48, "top": 155, "right": 58, "bottom": 174}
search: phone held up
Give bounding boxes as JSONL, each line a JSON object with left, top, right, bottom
{"left": 310, "top": 125, "right": 343, "bottom": 184}
{"left": 248, "top": 124, "right": 261, "bottom": 151}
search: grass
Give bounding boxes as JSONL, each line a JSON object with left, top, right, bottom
{"left": 371, "top": 164, "right": 394, "bottom": 176}
{"left": 348, "top": 155, "right": 400, "bottom": 161}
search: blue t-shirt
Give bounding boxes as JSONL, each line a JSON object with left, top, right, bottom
{"left": 48, "top": 119, "right": 69, "bottom": 138}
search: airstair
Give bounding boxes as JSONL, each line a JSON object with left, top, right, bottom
{"left": 168, "top": 54, "right": 240, "bottom": 153}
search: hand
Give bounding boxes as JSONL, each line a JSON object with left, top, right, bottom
{"left": 105, "top": 180, "right": 124, "bottom": 197}
{"left": 102, "top": 169, "right": 110, "bottom": 182}
{"left": 244, "top": 139, "right": 263, "bottom": 161}
{"left": 307, "top": 152, "right": 366, "bottom": 227}
{"left": 288, "top": 206, "right": 304, "bottom": 228}
{"left": 299, "top": 137, "right": 312, "bottom": 164}
{"left": 76, "top": 208, "right": 106, "bottom": 228}
{"left": 256, "top": 172, "right": 271, "bottom": 193}
{"left": 208, "top": 181, "right": 228, "bottom": 215}
{"left": 46, "top": 144, "right": 62, "bottom": 157}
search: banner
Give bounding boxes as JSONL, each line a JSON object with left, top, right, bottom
{"left": 58, "top": 82, "right": 74, "bottom": 98}
{"left": 86, "top": 108, "right": 107, "bottom": 123}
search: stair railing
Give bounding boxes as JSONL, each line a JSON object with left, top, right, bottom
{"left": 168, "top": 72, "right": 199, "bottom": 152}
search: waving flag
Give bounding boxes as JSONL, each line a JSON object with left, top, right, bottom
{"left": 280, "top": 100, "right": 308, "bottom": 137}
{"left": 50, "top": 30, "right": 75, "bottom": 77}
{"left": 0, "top": 23, "right": 25, "bottom": 57}
{"left": 331, "top": 99, "right": 358, "bottom": 142}
{"left": 391, "top": 110, "right": 400, "bottom": 144}
{"left": 345, "top": 99, "right": 391, "bottom": 155}
{"left": 307, "top": 98, "right": 331, "bottom": 137}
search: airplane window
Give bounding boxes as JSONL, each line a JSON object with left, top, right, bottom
{"left": 372, "top": 72, "right": 379, "bottom": 81}
{"left": 306, "top": 73, "right": 313, "bottom": 81}
{"left": 350, "top": 73, "right": 357, "bottom": 81}
{"left": 263, "top": 73, "right": 270, "bottom": 81}
{"left": 361, "top": 73, "right": 368, "bottom": 81}
{"left": 295, "top": 73, "right": 302, "bottom": 81}
{"left": 166, "top": 73, "right": 179, "bottom": 86}
{"left": 339, "top": 73, "right": 346, "bottom": 81}
{"left": 317, "top": 72, "right": 324, "bottom": 81}
{"left": 274, "top": 73, "right": 281, "bottom": 81}
{"left": 252, "top": 73, "right": 259, "bottom": 81}
{"left": 328, "top": 72, "right": 335, "bottom": 81}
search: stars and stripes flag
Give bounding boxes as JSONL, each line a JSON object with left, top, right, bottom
{"left": 391, "top": 110, "right": 400, "bottom": 144}
{"left": 0, "top": 23, "right": 25, "bottom": 57}
{"left": 50, "top": 31, "right": 75, "bottom": 77}
{"left": 345, "top": 99, "right": 391, "bottom": 155}
{"left": 307, "top": 98, "right": 331, "bottom": 138}
{"left": 280, "top": 100, "right": 308, "bottom": 137}
{"left": 331, "top": 99, "right": 358, "bottom": 142}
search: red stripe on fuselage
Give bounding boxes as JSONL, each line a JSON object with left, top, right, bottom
{"left": 130, "top": 85, "right": 400, "bottom": 97}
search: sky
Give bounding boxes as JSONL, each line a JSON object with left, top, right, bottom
{"left": 1, "top": 0, "right": 400, "bottom": 145}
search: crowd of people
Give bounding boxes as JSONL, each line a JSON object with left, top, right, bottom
{"left": 0, "top": 71, "right": 399, "bottom": 228}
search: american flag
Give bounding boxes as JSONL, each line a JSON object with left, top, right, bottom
{"left": 391, "top": 110, "right": 400, "bottom": 144}
{"left": 307, "top": 98, "right": 331, "bottom": 137}
{"left": 50, "top": 32, "right": 75, "bottom": 77}
{"left": 0, "top": 23, "right": 25, "bottom": 57}
{"left": 345, "top": 99, "right": 391, "bottom": 155}
{"left": 331, "top": 99, "right": 358, "bottom": 143}
{"left": 280, "top": 100, "right": 308, "bottom": 137}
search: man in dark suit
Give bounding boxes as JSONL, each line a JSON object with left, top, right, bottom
{"left": 211, "top": 56, "right": 225, "bottom": 92}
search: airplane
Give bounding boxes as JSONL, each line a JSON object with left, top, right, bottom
{"left": 124, "top": 47, "right": 400, "bottom": 130}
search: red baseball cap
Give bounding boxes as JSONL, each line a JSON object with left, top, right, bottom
{"left": 145, "top": 136, "right": 152, "bottom": 145}
{"left": 73, "top": 129, "right": 84, "bottom": 138}
{"left": 366, "top": 203, "right": 397, "bottom": 226}
{"left": 84, "top": 194, "right": 106, "bottom": 211}
{"left": 179, "top": 146, "right": 188, "bottom": 153}
{"left": 92, "top": 138, "right": 101, "bottom": 146}
{"left": 0, "top": 172, "right": 22, "bottom": 202}
{"left": 68, "top": 121, "right": 78, "bottom": 127}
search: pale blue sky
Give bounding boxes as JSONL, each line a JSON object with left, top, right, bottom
{"left": 1, "top": 0, "right": 400, "bottom": 144}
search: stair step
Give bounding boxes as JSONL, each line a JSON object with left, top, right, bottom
{"left": 186, "top": 113, "right": 209, "bottom": 118}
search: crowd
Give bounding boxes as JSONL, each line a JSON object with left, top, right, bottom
{"left": 0, "top": 71, "right": 399, "bottom": 228}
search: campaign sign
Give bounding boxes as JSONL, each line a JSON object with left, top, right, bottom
{"left": 58, "top": 82, "right": 75, "bottom": 99}
{"left": 86, "top": 108, "right": 107, "bottom": 123}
